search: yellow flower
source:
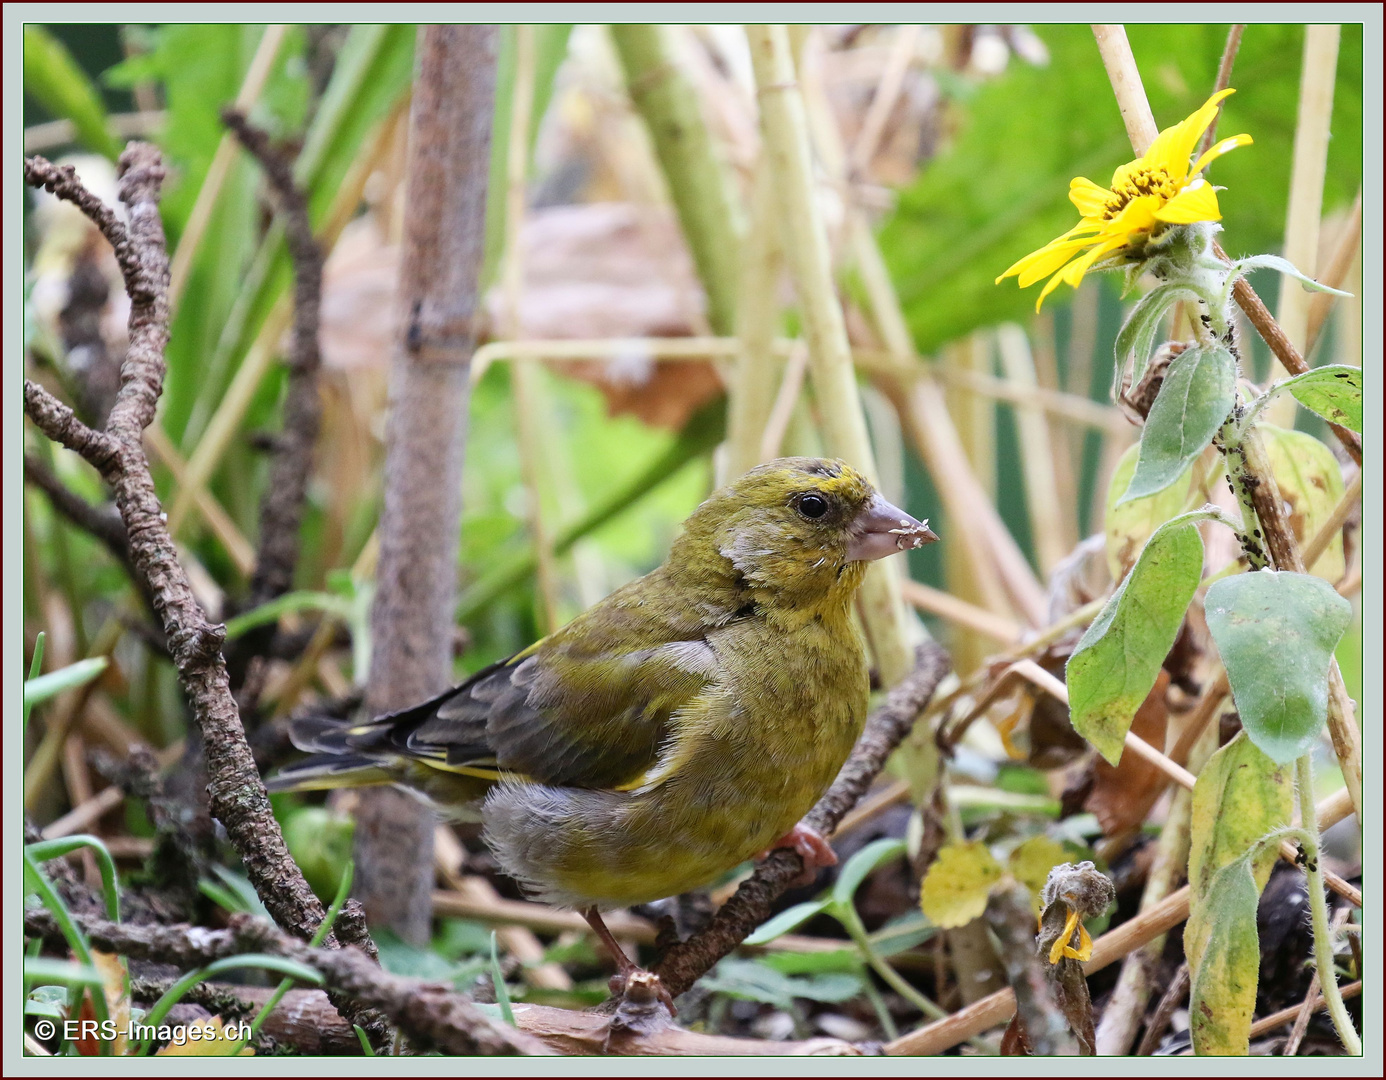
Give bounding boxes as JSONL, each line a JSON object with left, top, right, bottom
{"left": 997, "top": 89, "right": 1253, "bottom": 310}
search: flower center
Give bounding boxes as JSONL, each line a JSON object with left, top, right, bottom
{"left": 1103, "top": 164, "right": 1179, "bottom": 220}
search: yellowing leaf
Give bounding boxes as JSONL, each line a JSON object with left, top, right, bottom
{"left": 91, "top": 951, "right": 130, "bottom": 1057}
{"left": 1104, "top": 442, "right": 1196, "bottom": 581}
{"left": 1007, "top": 836, "right": 1070, "bottom": 916}
{"left": 920, "top": 841, "right": 1002, "bottom": 928}
{"left": 1187, "top": 734, "right": 1292, "bottom": 1056}
{"left": 1188, "top": 731, "right": 1293, "bottom": 922}
{"left": 1258, "top": 425, "right": 1346, "bottom": 583}
{"left": 155, "top": 1018, "right": 254, "bottom": 1057}
{"left": 1187, "top": 855, "right": 1261, "bottom": 1055}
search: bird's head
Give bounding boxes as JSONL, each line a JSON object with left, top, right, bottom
{"left": 673, "top": 457, "right": 937, "bottom": 611}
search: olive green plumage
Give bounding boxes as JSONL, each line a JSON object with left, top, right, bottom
{"left": 270, "top": 457, "right": 933, "bottom": 910}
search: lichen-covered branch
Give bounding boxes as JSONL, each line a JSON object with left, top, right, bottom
{"left": 22, "top": 148, "right": 380, "bottom": 1041}
{"left": 25, "top": 908, "right": 545, "bottom": 1056}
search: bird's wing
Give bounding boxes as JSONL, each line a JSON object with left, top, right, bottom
{"left": 335, "top": 599, "right": 724, "bottom": 791}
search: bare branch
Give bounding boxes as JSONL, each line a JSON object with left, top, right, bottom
{"left": 22, "top": 146, "right": 382, "bottom": 1042}
{"left": 220, "top": 110, "right": 325, "bottom": 612}
{"left": 25, "top": 908, "right": 545, "bottom": 1056}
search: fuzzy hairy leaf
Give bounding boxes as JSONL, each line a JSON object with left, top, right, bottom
{"left": 1112, "top": 284, "right": 1200, "bottom": 398}
{"left": 1258, "top": 425, "right": 1347, "bottom": 582}
{"left": 1187, "top": 854, "right": 1262, "bottom": 1055}
{"left": 1280, "top": 365, "right": 1363, "bottom": 434}
{"left": 1104, "top": 442, "right": 1196, "bottom": 581}
{"left": 1189, "top": 732, "right": 1292, "bottom": 906}
{"left": 1205, "top": 571, "right": 1352, "bottom": 764}
{"left": 1122, "top": 345, "right": 1235, "bottom": 503}
{"left": 1068, "top": 514, "right": 1204, "bottom": 764}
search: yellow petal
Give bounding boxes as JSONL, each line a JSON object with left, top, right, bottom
{"left": 1154, "top": 177, "right": 1222, "bottom": 224}
{"left": 1014, "top": 240, "right": 1096, "bottom": 287}
{"left": 1035, "top": 267, "right": 1074, "bottom": 311}
{"left": 1190, "top": 132, "right": 1253, "bottom": 177}
{"left": 1151, "top": 88, "right": 1236, "bottom": 182}
{"left": 1048, "top": 907, "right": 1083, "bottom": 964}
{"left": 997, "top": 227, "right": 1099, "bottom": 283}
{"left": 1069, "top": 176, "right": 1114, "bottom": 216}
{"left": 1108, "top": 192, "right": 1160, "bottom": 238}
{"left": 1060, "top": 236, "right": 1126, "bottom": 285}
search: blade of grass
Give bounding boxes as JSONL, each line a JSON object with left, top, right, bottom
{"left": 167, "top": 25, "right": 289, "bottom": 310}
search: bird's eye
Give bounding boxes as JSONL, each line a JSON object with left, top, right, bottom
{"left": 797, "top": 493, "right": 829, "bottom": 519}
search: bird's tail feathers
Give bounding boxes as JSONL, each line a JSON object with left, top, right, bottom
{"left": 264, "top": 754, "right": 393, "bottom": 793}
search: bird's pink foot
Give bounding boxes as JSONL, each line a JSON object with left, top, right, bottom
{"left": 757, "top": 822, "right": 837, "bottom": 887}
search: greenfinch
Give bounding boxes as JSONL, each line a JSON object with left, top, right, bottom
{"left": 270, "top": 457, "right": 934, "bottom": 981}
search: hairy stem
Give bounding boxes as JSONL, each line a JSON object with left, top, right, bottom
{"left": 1295, "top": 756, "right": 1360, "bottom": 1055}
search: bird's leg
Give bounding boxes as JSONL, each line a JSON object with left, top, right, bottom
{"left": 757, "top": 821, "right": 837, "bottom": 887}
{"left": 582, "top": 907, "right": 675, "bottom": 1016}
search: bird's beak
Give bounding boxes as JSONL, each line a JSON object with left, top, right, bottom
{"left": 846, "top": 492, "right": 939, "bottom": 562}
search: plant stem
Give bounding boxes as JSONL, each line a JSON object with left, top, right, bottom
{"left": 1294, "top": 756, "right": 1360, "bottom": 1055}
{"left": 1268, "top": 25, "right": 1340, "bottom": 424}
{"left": 840, "top": 905, "right": 944, "bottom": 1022}
{"left": 748, "top": 23, "right": 917, "bottom": 685}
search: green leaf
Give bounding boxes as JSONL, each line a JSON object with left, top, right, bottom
{"left": 24, "top": 632, "right": 46, "bottom": 727}
{"left": 1189, "top": 732, "right": 1293, "bottom": 911}
{"left": 23, "top": 27, "right": 120, "bottom": 159}
{"left": 222, "top": 591, "right": 354, "bottom": 640}
{"left": 701, "top": 957, "right": 862, "bottom": 1011}
{"left": 280, "top": 805, "right": 355, "bottom": 904}
{"left": 759, "top": 947, "right": 859, "bottom": 975}
{"left": 1205, "top": 571, "right": 1352, "bottom": 764}
{"left": 1067, "top": 513, "right": 1205, "bottom": 764}
{"left": 743, "top": 900, "right": 830, "bottom": 946}
{"left": 489, "top": 932, "right": 515, "bottom": 1026}
{"left": 831, "top": 838, "right": 907, "bottom": 910}
{"left": 1258, "top": 425, "right": 1347, "bottom": 582}
{"left": 23, "top": 657, "right": 109, "bottom": 714}
{"left": 1112, "top": 284, "right": 1200, "bottom": 398}
{"left": 1104, "top": 442, "right": 1196, "bottom": 581}
{"left": 1278, "top": 365, "right": 1363, "bottom": 434}
{"left": 482, "top": 25, "right": 574, "bottom": 288}
{"left": 919, "top": 841, "right": 1002, "bottom": 929}
{"left": 1122, "top": 345, "right": 1235, "bottom": 503}
{"left": 27, "top": 835, "right": 121, "bottom": 922}
{"left": 23, "top": 958, "right": 105, "bottom": 988}
{"left": 353, "top": 1025, "right": 376, "bottom": 1056}
{"left": 1186, "top": 853, "right": 1262, "bottom": 1055}
{"left": 870, "top": 913, "right": 939, "bottom": 957}
{"left": 1230, "top": 254, "right": 1353, "bottom": 297}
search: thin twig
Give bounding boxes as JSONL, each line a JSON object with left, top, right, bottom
{"left": 24, "top": 909, "right": 545, "bottom": 1056}
{"left": 1245, "top": 980, "right": 1362, "bottom": 1041}
{"left": 22, "top": 150, "right": 382, "bottom": 1042}
{"left": 653, "top": 642, "right": 951, "bottom": 998}
{"left": 1197, "top": 25, "right": 1246, "bottom": 160}
{"left": 222, "top": 111, "right": 325, "bottom": 614}
{"left": 23, "top": 453, "right": 131, "bottom": 569}
{"left": 1134, "top": 962, "right": 1189, "bottom": 1055}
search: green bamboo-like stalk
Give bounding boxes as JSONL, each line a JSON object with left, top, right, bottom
{"left": 723, "top": 156, "right": 784, "bottom": 482}
{"left": 1267, "top": 25, "right": 1340, "bottom": 426}
{"left": 502, "top": 25, "right": 562, "bottom": 633}
{"left": 610, "top": 24, "right": 744, "bottom": 337}
{"left": 746, "top": 24, "right": 915, "bottom": 686}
